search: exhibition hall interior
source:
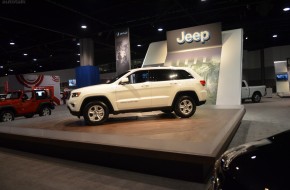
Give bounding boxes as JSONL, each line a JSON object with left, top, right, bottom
{"left": 0, "top": 0, "right": 290, "bottom": 189}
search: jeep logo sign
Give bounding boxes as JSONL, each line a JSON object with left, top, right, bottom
{"left": 176, "top": 31, "right": 210, "bottom": 44}
{"left": 167, "top": 22, "right": 221, "bottom": 52}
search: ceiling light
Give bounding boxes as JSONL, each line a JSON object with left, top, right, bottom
{"left": 273, "top": 34, "right": 278, "bottom": 38}
{"left": 33, "top": 58, "right": 37, "bottom": 61}
{"left": 137, "top": 44, "right": 142, "bottom": 47}
{"left": 283, "top": 7, "right": 290, "bottom": 11}
{"left": 245, "top": 37, "right": 248, "bottom": 40}
{"left": 9, "top": 42, "right": 15, "bottom": 45}
{"left": 77, "top": 43, "right": 80, "bottom": 46}
{"left": 23, "top": 53, "right": 28, "bottom": 56}
{"left": 39, "top": 65, "right": 42, "bottom": 68}
{"left": 81, "top": 25, "right": 87, "bottom": 29}
{"left": 201, "top": 0, "right": 207, "bottom": 2}
{"left": 0, "top": 66, "right": 3, "bottom": 69}
{"left": 77, "top": 60, "right": 80, "bottom": 62}
{"left": 157, "top": 28, "right": 163, "bottom": 32}
{"left": 77, "top": 53, "right": 80, "bottom": 56}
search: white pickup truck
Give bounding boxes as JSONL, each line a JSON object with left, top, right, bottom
{"left": 241, "top": 80, "right": 266, "bottom": 103}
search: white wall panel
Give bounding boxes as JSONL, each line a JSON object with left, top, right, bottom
{"left": 216, "top": 29, "right": 243, "bottom": 105}
{"left": 142, "top": 41, "right": 167, "bottom": 67}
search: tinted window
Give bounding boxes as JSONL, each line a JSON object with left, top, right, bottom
{"left": 6, "top": 92, "right": 21, "bottom": 99}
{"left": 172, "top": 70, "right": 194, "bottom": 80}
{"left": 149, "top": 69, "right": 172, "bottom": 81}
{"left": 242, "top": 81, "right": 246, "bottom": 87}
{"left": 35, "top": 90, "right": 48, "bottom": 100}
{"left": 128, "top": 70, "right": 149, "bottom": 84}
{"left": 106, "top": 71, "right": 129, "bottom": 84}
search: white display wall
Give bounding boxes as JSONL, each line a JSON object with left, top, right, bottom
{"left": 142, "top": 29, "right": 243, "bottom": 106}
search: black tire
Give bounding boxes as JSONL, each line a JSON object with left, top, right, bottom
{"left": 24, "top": 114, "right": 34, "bottom": 118}
{"left": 83, "top": 101, "right": 109, "bottom": 125}
{"left": 0, "top": 110, "right": 14, "bottom": 122}
{"left": 174, "top": 95, "right": 196, "bottom": 118}
{"left": 252, "top": 92, "right": 261, "bottom": 103}
{"left": 39, "top": 106, "right": 51, "bottom": 116}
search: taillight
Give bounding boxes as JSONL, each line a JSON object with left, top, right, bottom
{"left": 200, "top": 80, "right": 206, "bottom": 86}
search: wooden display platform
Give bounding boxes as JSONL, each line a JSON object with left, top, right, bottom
{"left": 0, "top": 105, "right": 245, "bottom": 183}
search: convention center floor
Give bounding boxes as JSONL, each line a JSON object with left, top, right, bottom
{"left": 0, "top": 95, "right": 289, "bottom": 190}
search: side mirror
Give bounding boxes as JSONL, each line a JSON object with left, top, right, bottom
{"left": 120, "top": 77, "right": 129, "bottom": 85}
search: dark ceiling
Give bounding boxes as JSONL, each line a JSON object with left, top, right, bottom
{"left": 0, "top": 0, "right": 290, "bottom": 76}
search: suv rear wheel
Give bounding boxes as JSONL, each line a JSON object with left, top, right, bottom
{"left": 174, "top": 95, "right": 196, "bottom": 118}
{"left": 39, "top": 106, "right": 51, "bottom": 116}
{"left": 83, "top": 101, "right": 109, "bottom": 125}
{"left": 0, "top": 110, "right": 14, "bottom": 122}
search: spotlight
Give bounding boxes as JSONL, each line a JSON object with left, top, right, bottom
{"left": 81, "top": 25, "right": 87, "bottom": 29}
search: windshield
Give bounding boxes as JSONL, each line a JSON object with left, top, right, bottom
{"left": 105, "top": 71, "right": 129, "bottom": 84}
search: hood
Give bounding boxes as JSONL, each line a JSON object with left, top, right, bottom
{"left": 218, "top": 138, "right": 290, "bottom": 189}
{"left": 221, "top": 139, "right": 271, "bottom": 170}
{"left": 71, "top": 83, "right": 114, "bottom": 94}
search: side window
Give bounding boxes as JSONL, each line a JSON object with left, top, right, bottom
{"left": 149, "top": 69, "right": 172, "bottom": 81}
{"left": 242, "top": 81, "right": 246, "bottom": 87}
{"left": 128, "top": 70, "right": 149, "bottom": 84}
{"left": 172, "top": 70, "right": 194, "bottom": 80}
{"left": 25, "top": 92, "right": 32, "bottom": 99}
{"left": 11, "top": 92, "right": 21, "bottom": 99}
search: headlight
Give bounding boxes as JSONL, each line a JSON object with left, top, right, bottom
{"left": 71, "top": 92, "right": 81, "bottom": 98}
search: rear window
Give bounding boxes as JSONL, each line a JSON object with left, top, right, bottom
{"left": 35, "top": 90, "right": 48, "bottom": 100}
{"left": 171, "top": 70, "right": 194, "bottom": 80}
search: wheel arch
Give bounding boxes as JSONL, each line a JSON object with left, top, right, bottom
{"left": 37, "top": 102, "right": 53, "bottom": 113}
{"left": 80, "top": 96, "right": 114, "bottom": 115}
{"left": 172, "top": 91, "right": 199, "bottom": 107}
{"left": 0, "top": 106, "right": 16, "bottom": 115}
{"left": 253, "top": 91, "right": 262, "bottom": 96}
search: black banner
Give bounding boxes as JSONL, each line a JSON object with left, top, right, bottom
{"left": 115, "top": 28, "right": 131, "bottom": 75}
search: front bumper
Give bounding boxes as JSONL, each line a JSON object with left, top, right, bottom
{"left": 197, "top": 100, "right": 206, "bottom": 106}
{"left": 67, "top": 105, "right": 81, "bottom": 117}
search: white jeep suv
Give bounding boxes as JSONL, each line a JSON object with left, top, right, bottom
{"left": 67, "top": 67, "right": 207, "bottom": 125}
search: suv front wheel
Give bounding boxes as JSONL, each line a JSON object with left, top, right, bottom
{"left": 83, "top": 101, "right": 109, "bottom": 125}
{"left": 174, "top": 95, "right": 196, "bottom": 118}
{"left": 0, "top": 110, "right": 14, "bottom": 122}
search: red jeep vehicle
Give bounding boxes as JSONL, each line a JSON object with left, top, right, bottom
{"left": 0, "top": 89, "right": 55, "bottom": 122}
